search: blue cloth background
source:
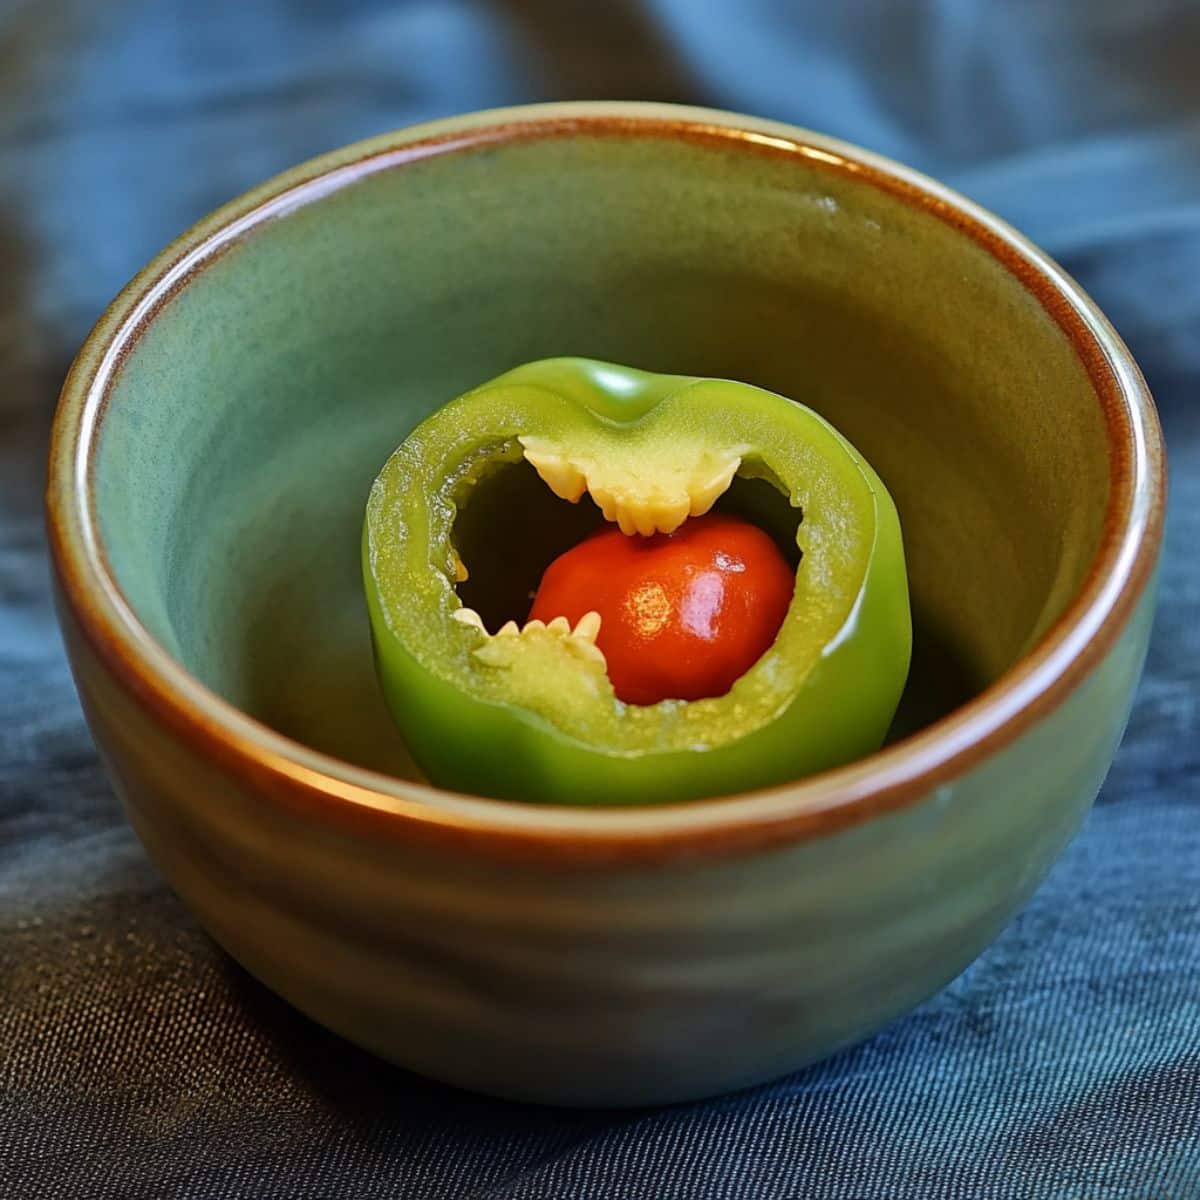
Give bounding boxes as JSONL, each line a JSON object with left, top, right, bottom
{"left": 2, "top": 2, "right": 1198, "bottom": 1196}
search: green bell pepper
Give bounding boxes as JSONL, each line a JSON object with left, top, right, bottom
{"left": 363, "top": 358, "right": 911, "bottom": 805}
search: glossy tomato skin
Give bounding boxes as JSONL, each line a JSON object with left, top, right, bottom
{"left": 528, "top": 513, "right": 794, "bottom": 706}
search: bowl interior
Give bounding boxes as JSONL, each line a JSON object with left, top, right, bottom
{"left": 90, "top": 123, "right": 1112, "bottom": 781}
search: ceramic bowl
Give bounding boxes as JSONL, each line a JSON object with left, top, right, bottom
{"left": 47, "top": 103, "right": 1164, "bottom": 1107}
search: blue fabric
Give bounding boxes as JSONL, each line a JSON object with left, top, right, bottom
{"left": 2, "top": 2, "right": 1198, "bottom": 1196}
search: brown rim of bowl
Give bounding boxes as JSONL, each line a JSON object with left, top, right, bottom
{"left": 46, "top": 103, "right": 1165, "bottom": 866}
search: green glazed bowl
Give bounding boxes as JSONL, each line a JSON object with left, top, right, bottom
{"left": 47, "top": 102, "right": 1165, "bottom": 1107}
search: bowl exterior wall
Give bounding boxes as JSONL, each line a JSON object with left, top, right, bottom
{"left": 55, "top": 575, "right": 1155, "bottom": 1106}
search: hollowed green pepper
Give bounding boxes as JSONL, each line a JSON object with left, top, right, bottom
{"left": 363, "top": 358, "right": 911, "bottom": 805}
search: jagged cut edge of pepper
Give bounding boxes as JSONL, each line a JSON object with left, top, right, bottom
{"left": 518, "top": 436, "right": 747, "bottom": 536}
{"left": 451, "top": 606, "right": 608, "bottom": 672}
{"left": 444, "top": 438, "right": 776, "bottom": 676}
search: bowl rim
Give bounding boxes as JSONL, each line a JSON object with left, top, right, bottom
{"left": 46, "top": 101, "right": 1165, "bottom": 864}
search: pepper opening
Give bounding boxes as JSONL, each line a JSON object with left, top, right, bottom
{"left": 451, "top": 457, "right": 802, "bottom": 634}
{"left": 716, "top": 475, "right": 803, "bottom": 572}
{"left": 453, "top": 458, "right": 605, "bottom": 632}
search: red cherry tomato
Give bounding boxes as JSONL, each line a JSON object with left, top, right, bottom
{"left": 529, "top": 512, "right": 794, "bottom": 706}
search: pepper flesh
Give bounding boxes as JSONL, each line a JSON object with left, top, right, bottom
{"left": 363, "top": 358, "right": 911, "bottom": 805}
